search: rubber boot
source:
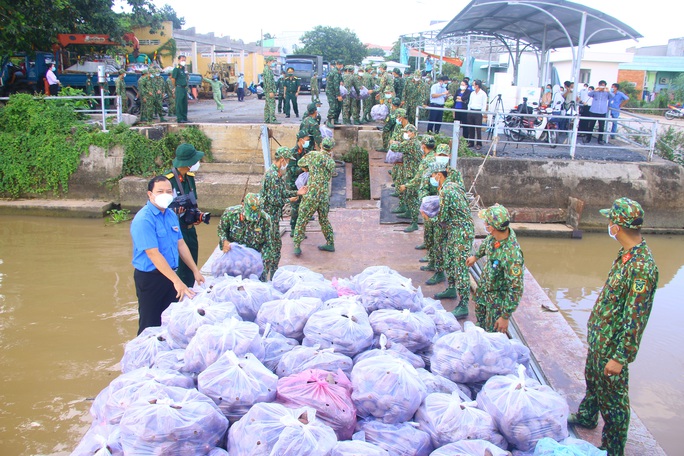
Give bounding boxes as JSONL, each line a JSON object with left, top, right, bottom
{"left": 294, "top": 246, "right": 302, "bottom": 257}
{"left": 326, "top": 120, "right": 334, "bottom": 129}
{"left": 159, "top": 117, "right": 167, "bottom": 122}
{"left": 567, "top": 413, "right": 598, "bottom": 429}
{"left": 318, "top": 244, "right": 335, "bottom": 252}
{"left": 343, "top": 118, "right": 351, "bottom": 125}
{"left": 419, "top": 256, "right": 430, "bottom": 263}
{"left": 426, "top": 271, "right": 445, "bottom": 285}
{"left": 396, "top": 213, "right": 411, "bottom": 219}
{"left": 391, "top": 205, "right": 407, "bottom": 214}
{"left": 415, "top": 243, "right": 426, "bottom": 250}
{"left": 434, "top": 287, "right": 457, "bottom": 299}
{"left": 451, "top": 294, "right": 469, "bottom": 317}
{"left": 390, "top": 191, "right": 400, "bottom": 197}
{"left": 403, "top": 222, "right": 418, "bottom": 232}
{"left": 420, "top": 262, "right": 435, "bottom": 271}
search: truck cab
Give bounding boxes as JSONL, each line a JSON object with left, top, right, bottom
{"left": 283, "top": 55, "right": 323, "bottom": 93}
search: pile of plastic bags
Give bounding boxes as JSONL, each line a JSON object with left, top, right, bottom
{"left": 210, "top": 243, "right": 263, "bottom": 279}
{"left": 73, "top": 265, "right": 602, "bottom": 456}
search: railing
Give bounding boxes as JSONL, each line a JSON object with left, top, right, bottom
{"left": 0, "top": 94, "right": 123, "bottom": 132}
{"left": 415, "top": 104, "right": 659, "bottom": 161}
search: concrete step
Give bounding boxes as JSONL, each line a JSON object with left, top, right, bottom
{"left": 0, "top": 199, "right": 114, "bottom": 218}
{"left": 200, "top": 162, "right": 268, "bottom": 175}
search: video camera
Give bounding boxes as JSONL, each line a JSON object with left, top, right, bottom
{"left": 168, "top": 193, "right": 211, "bottom": 225}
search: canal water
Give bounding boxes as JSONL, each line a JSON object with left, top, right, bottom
{"left": 0, "top": 218, "right": 681, "bottom": 455}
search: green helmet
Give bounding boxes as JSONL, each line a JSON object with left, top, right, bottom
{"left": 322, "top": 137, "right": 336, "bottom": 151}
{"left": 275, "top": 146, "right": 294, "bottom": 160}
{"left": 478, "top": 204, "right": 511, "bottom": 231}
{"left": 599, "top": 197, "right": 644, "bottom": 228}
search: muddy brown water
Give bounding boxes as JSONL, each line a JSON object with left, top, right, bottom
{"left": 0, "top": 218, "right": 681, "bottom": 455}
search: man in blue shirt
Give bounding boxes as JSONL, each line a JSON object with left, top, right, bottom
{"left": 584, "top": 80, "right": 615, "bottom": 145}
{"left": 608, "top": 83, "right": 630, "bottom": 139}
{"left": 130, "top": 175, "right": 205, "bottom": 334}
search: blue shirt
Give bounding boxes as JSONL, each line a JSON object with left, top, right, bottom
{"left": 609, "top": 90, "right": 629, "bottom": 111}
{"left": 130, "top": 201, "right": 183, "bottom": 272}
{"left": 588, "top": 88, "right": 615, "bottom": 115}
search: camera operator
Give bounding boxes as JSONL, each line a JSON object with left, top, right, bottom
{"left": 165, "top": 143, "right": 210, "bottom": 287}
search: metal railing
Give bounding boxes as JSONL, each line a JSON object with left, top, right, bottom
{"left": 415, "top": 104, "right": 659, "bottom": 161}
{"left": 0, "top": 94, "right": 123, "bottom": 132}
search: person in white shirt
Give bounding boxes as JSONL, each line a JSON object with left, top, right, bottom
{"left": 427, "top": 75, "right": 449, "bottom": 133}
{"left": 467, "top": 80, "right": 488, "bottom": 150}
{"left": 45, "top": 63, "right": 61, "bottom": 95}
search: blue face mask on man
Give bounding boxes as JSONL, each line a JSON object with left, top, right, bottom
{"left": 430, "top": 177, "right": 439, "bottom": 187}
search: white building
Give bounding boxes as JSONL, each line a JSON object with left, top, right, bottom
{"left": 549, "top": 49, "right": 634, "bottom": 86}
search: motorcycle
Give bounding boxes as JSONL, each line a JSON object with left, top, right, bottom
{"left": 665, "top": 104, "right": 684, "bottom": 120}
{"left": 504, "top": 98, "right": 547, "bottom": 142}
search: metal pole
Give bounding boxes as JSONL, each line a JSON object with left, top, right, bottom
{"left": 451, "top": 120, "right": 461, "bottom": 168}
{"left": 100, "top": 86, "right": 108, "bottom": 132}
{"left": 116, "top": 95, "right": 122, "bottom": 124}
{"left": 261, "top": 125, "right": 271, "bottom": 170}
{"left": 573, "top": 12, "right": 587, "bottom": 91}
{"left": 648, "top": 120, "right": 657, "bottom": 162}
{"left": 569, "top": 112, "right": 579, "bottom": 160}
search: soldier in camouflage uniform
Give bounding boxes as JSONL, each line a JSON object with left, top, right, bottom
{"left": 465, "top": 204, "right": 524, "bottom": 332}
{"left": 292, "top": 138, "right": 336, "bottom": 256}
{"left": 150, "top": 68, "right": 167, "bottom": 122}
{"left": 299, "top": 103, "right": 322, "bottom": 151}
{"left": 217, "top": 193, "right": 274, "bottom": 282}
{"left": 263, "top": 57, "right": 279, "bottom": 124}
{"left": 164, "top": 74, "right": 176, "bottom": 117}
{"left": 137, "top": 69, "right": 151, "bottom": 122}
{"left": 388, "top": 108, "right": 409, "bottom": 212}
{"left": 403, "top": 69, "right": 429, "bottom": 125}
{"left": 362, "top": 65, "right": 375, "bottom": 123}
{"left": 203, "top": 75, "right": 225, "bottom": 111}
{"left": 311, "top": 71, "right": 319, "bottom": 102}
{"left": 569, "top": 198, "right": 658, "bottom": 456}
{"left": 276, "top": 74, "right": 285, "bottom": 113}
{"left": 401, "top": 135, "right": 437, "bottom": 253}
{"left": 428, "top": 166, "right": 474, "bottom": 315}
{"left": 286, "top": 131, "right": 311, "bottom": 234}
{"left": 351, "top": 67, "right": 364, "bottom": 124}
{"left": 116, "top": 69, "right": 128, "bottom": 113}
{"left": 283, "top": 67, "right": 300, "bottom": 118}
{"left": 376, "top": 63, "right": 394, "bottom": 106}
{"left": 325, "top": 61, "right": 343, "bottom": 128}
{"left": 395, "top": 124, "right": 423, "bottom": 232}
{"left": 392, "top": 68, "right": 405, "bottom": 100}
{"left": 260, "top": 147, "right": 308, "bottom": 279}
{"left": 341, "top": 65, "right": 354, "bottom": 125}
{"left": 379, "top": 97, "right": 402, "bottom": 152}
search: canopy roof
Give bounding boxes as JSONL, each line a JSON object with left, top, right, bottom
{"left": 437, "top": 0, "right": 642, "bottom": 50}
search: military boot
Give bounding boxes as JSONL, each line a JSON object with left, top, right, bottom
{"left": 451, "top": 294, "right": 469, "bottom": 317}
{"left": 434, "top": 287, "right": 457, "bottom": 299}
{"left": 294, "top": 246, "right": 302, "bottom": 257}
{"left": 318, "top": 244, "right": 335, "bottom": 252}
{"left": 403, "top": 222, "right": 418, "bottom": 232}
{"left": 426, "top": 271, "right": 445, "bottom": 285}
{"left": 567, "top": 413, "right": 597, "bottom": 429}
{"left": 391, "top": 205, "right": 407, "bottom": 214}
{"left": 396, "top": 213, "right": 411, "bottom": 219}
{"left": 343, "top": 118, "right": 351, "bottom": 125}
{"left": 415, "top": 243, "right": 426, "bottom": 250}
{"left": 419, "top": 256, "right": 430, "bottom": 263}
{"left": 326, "top": 119, "right": 334, "bottom": 129}
{"left": 420, "top": 262, "right": 435, "bottom": 271}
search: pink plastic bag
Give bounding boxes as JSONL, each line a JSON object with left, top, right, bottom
{"left": 276, "top": 368, "right": 356, "bottom": 440}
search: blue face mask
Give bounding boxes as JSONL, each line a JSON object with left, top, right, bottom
{"left": 435, "top": 156, "right": 449, "bottom": 166}
{"left": 545, "top": 88, "right": 551, "bottom": 93}
{"left": 430, "top": 177, "right": 439, "bottom": 187}
{"left": 302, "top": 140, "right": 310, "bottom": 148}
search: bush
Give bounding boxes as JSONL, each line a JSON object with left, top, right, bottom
{"left": 655, "top": 126, "right": 684, "bottom": 166}
{"left": 341, "top": 145, "right": 370, "bottom": 200}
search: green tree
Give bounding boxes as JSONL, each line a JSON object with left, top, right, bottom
{"left": 670, "top": 73, "right": 684, "bottom": 103}
{"left": 256, "top": 33, "right": 275, "bottom": 46}
{"left": 299, "top": 26, "right": 367, "bottom": 64}
{"left": 367, "top": 47, "right": 386, "bottom": 57}
{"left": 159, "top": 4, "right": 185, "bottom": 29}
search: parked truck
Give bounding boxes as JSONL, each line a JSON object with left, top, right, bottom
{"left": 0, "top": 34, "right": 202, "bottom": 113}
{"left": 282, "top": 54, "right": 324, "bottom": 92}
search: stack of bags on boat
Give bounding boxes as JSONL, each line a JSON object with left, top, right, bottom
{"left": 72, "top": 265, "right": 606, "bottom": 456}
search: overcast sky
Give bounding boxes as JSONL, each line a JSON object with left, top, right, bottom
{"left": 133, "top": 0, "right": 673, "bottom": 51}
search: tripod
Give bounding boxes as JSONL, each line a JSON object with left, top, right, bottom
{"left": 486, "top": 94, "right": 506, "bottom": 144}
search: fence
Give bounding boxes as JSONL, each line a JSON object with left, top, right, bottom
{"left": 0, "top": 94, "right": 123, "bottom": 132}
{"left": 415, "top": 104, "right": 659, "bottom": 161}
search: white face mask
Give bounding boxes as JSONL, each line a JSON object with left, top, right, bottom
{"left": 429, "top": 177, "right": 439, "bottom": 187}
{"left": 608, "top": 224, "right": 618, "bottom": 240}
{"left": 303, "top": 140, "right": 310, "bottom": 148}
{"left": 180, "top": 61, "right": 186, "bottom": 67}
{"left": 279, "top": 160, "right": 289, "bottom": 172}
{"left": 189, "top": 162, "right": 200, "bottom": 172}
{"left": 403, "top": 133, "right": 410, "bottom": 140}
{"left": 435, "top": 156, "right": 449, "bottom": 165}
{"left": 460, "top": 85, "right": 466, "bottom": 90}
{"left": 385, "top": 94, "right": 392, "bottom": 99}
{"left": 153, "top": 193, "right": 174, "bottom": 209}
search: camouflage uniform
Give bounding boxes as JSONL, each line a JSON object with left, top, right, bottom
{"left": 217, "top": 193, "right": 274, "bottom": 281}
{"left": 150, "top": 70, "right": 166, "bottom": 121}
{"left": 292, "top": 139, "right": 336, "bottom": 251}
{"left": 574, "top": 198, "right": 658, "bottom": 456}
{"left": 260, "top": 148, "right": 297, "bottom": 279}
{"left": 435, "top": 181, "right": 474, "bottom": 302}
{"left": 203, "top": 77, "right": 225, "bottom": 111}
{"left": 377, "top": 65, "right": 395, "bottom": 106}
{"left": 115, "top": 71, "right": 127, "bottom": 113}
{"left": 396, "top": 125, "right": 422, "bottom": 225}
{"left": 362, "top": 66, "right": 375, "bottom": 122}
{"left": 325, "top": 63, "right": 342, "bottom": 126}
{"left": 472, "top": 204, "right": 525, "bottom": 332}
{"left": 276, "top": 76, "right": 285, "bottom": 113}
{"left": 285, "top": 135, "right": 309, "bottom": 231}
{"left": 403, "top": 70, "right": 429, "bottom": 125}
{"left": 263, "top": 59, "right": 278, "bottom": 123}
{"left": 393, "top": 69, "right": 405, "bottom": 100}
{"left": 137, "top": 71, "right": 151, "bottom": 121}
{"left": 311, "top": 72, "right": 319, "bottom": 102}
{"left": 351, "top": 69, "right": 364, "bottom": 124}
{"left": 381, "top": 98, "right": 401, "bottom": 151}
{"left": 299, "top": 104, "right": 322, "bottom": 150}
{"left": 164, "top": 76, "right": 176, "bottom": 117}
{"left": 341, "top": 67, "right": 354, "bottom": 124}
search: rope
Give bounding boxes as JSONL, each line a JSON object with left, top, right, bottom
{"left": 466, "top": 135, "right": 499, "bottom": 211}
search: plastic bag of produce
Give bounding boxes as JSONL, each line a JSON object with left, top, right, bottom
{"left": 415, "top": 391, "right": 507, "bottom": 448}
{"left": 272, "top": 265, "right": 326, "bottom": 293}
{"left": 332, "top": 440, "right": 388, "bottom": 456}
{"left": 276, "top": 345, "right": 353, "bottom": 378}
{"left": 511, "top": 338, "right": 531, "bottom": 370}
{"left": 166, "top": 297, "right": 240, "bottom": 348}
{"left": 323, "top": 295, "right": 364, "bottom": 310}
{"left": 350, "top": 86, "right": 358, "bottom": 99}
{"left": 330, "top": 277, "right": 359, "bottom": 297}
{"left": 211, "top": 243, "right": 264, "bottom": 279}
{"left": 152, "top": 349, "right": 186, "bottom": 372}
{"left": 71, "top": 424, "right": 123, "bottom": 456}
{"left": 269, "top": 408, "right": 338, "bottom": 455}
{"left": 416, "top": 368, "right": 470, "bottom": 397}
{"left": 371, "top": 104, "right": 389, "bottom": 121}
{"left": 320, "top": 124, "right": 334, "bottom": 139}
{"left": 120, "top": 326, "right": 171, "bottom": 373}
{"left": 420, "top": 195, "right": 440, "bottom": 218}
{"left": 369, "top": 309, "right": 436, "bottom": 353}
{"left": 356, "top": 419, "right": 433, "bottom": 456}
{"left": 302, "top": 302, "right": 374, "bottom": 357}
{"left": 477, "top": 365, "right": 569, "bottom": 452}
{"left": 359, "top": 87, "right": 370, "bottom": 100}
{"left": 352, "top": 266, "right": 400, "bottom": 286}
{"left": 198, "top": 350, "right": 278, "bottom": 422}
{"left": 533, "top": 437, "right": 606, "bottom": 456}
{"left": 276, "top": 368, "right": 356, "bottom": 440}
{"left": 429, "top": 309, "right": 462, "bottom": 338}
{"left": 353, "top": 334, "right": 425, "bottom": 369}
{"left": 358, "top": 273, "right": 424, "bottom": 313}
{"left": 421, "top": 297, "right": 444, "bottom": 314}
{"left": 119, "top": 385, "right": 228, "bottom": 456}
{"left": 284, "top": 280, "right": 339, "bottom": 302}
{"left": 351, "top": 354, "right": 427, "bottom": 423}
{"left": 429, "top": 439, "right": 511, "bottom": 456}
{"left": 384, "top": 149, "right": 403, "bottom": 164}
{"left": 210, "top": 276, "right": 275, "bottom": 321}
{"left": 296, "top": 172, "right": 310, "bottom": 190}
{"left": 227, "top": 402, "right": 293, "bottom": 456}
{"left": 430, "top": 322, "right": 518, "bottom": 384}
{"left": 256, "top": 297, "right": 323, "bottom": 341}
{"left": 183, "top": 318, "right": 264, "bottom": 373}
{"left": 207, "top": 448, "right": 230, "bottom": 456}
{"left": 340, "top": 85, "right": 349, "bottom": 99}
{"left": 261, "top": 323, "right": 299, "bottom": 372}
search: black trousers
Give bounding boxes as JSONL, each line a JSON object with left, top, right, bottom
{"left": 467, "top": 111, "right": 483, "bottom": 146}
{"left": 134, "top": 269, "right": 177, "bottom": 335}
{"left": 177, "top": 225, "right": 197, "bottom": 288}
{"left": 427, "top": 103, "right": 444, "bottom": 133}
{"left": 49, "top": 84, "right": 59, "bottom": 96}
{"left": 585, "top": 113, "right": 608, "bottom": 140}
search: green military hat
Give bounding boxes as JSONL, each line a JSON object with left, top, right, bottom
{"left": 435, "top": 144, "right": 450, "bottom": 155}
{"left": 478, "top": 203, "right": 511, "bottom": 230}
{"left": 393, "top": 68, "right": 402, "bottom": 75}
{"left": 330, "top": 59, "right": 337, "bottom": 65}
{"left": 118, "top": 68, "right": 126, "bottom": 75}
{"left": 275, "top": 146, "right": 294, "bottom": 160}
{"left": 392, "top": 97, "right": 402, "bottom": 107}
{"left": 296, "top": 130, "right": 310, "bottom": 139}
{"left": 141, "top": 68, "right": 149, "bottom": 74}
{"left": 413, "top": 70, "right": 422, "bottom": 78}
{"left": 173, "top": 143, "right": 204, "bottom": 168}
{"left": 421, "top": 135, "right": 436, "bottom": 147}
{"left": 600, "top": 197, "right": 644, "bottom": 228}
{"left": 366, "top": 65, "right": 373, "bottom": 71}
{"left": 314, "top": 98, "right": 322, "bottom": 105}
{"left": 322, "top": 137, "right": 336, "bottom": 151}
{"left": 306, "top": 102, "right": 318, "bottom": 114}
{"left": 403, "top": 124, "right": 417, "bottom": 133}
{"left": 379, "top": 63, "right": 387, "bottom": 69}
{"left": 345, "top": 65, "right": 354, "bottom": 71}
{"left": 264, "top": 56, "right": 275, "bottom": 63}
{"left": 394, "top": 108, "right": 407, "bottom": 118}
{"left": 243, "top": 193, "right": 262, "bottom": 221}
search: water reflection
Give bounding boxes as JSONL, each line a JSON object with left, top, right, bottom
{"left": 519, "top": 233, "right": 684, "bottom": 456}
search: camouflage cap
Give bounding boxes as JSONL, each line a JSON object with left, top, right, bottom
{"left": 264, "top": 56, "right": 275, "bottom": 63}
{"left": 118, "top": 68, "right": 126, "bottom": 75}
{"left": 599, "top": 197, "right": 644, "bottom": 228}
{"left": 394, "top": 108, "right": 407, "bottom": 118}
{"left": 322, "top": 137, "right": 336, "bottom": 151}
{"left": 413, "top": 70, "right": 422, "bottom": 78}
{"left": 330, "top": 59, "right": 337, "bottom": 65}
{"left": 243, "top": 193, "right": 262, "bottom": 221}
{"left": 391, "top": 97, "right": 402, "bottom": 107}
{"left": 403, "top": 124, "right": 417, "bottom": 133}
{"left": 314, "top": 98, "right": 322, "bottom": 105}
{"left": 478, "top": 203, "right": 511, "bottom": 231}
{"left": 379, "top": 63, "right": 387, "bottom": 69}
{"left": 298, "top": 155, "right": 311, "bottom": 169}
{"left": 141, "top": 68, "right": 149, "bottom": 74}
{"left": 306, "top": 102, "right": 318, "bottom": 114}
{"left": 296, "top": 130, "right": 310, "bottom": 140}
{"left": 345, "top": 65, "right": 354, "bottom": 71}
{"left": 366, "top": 65, "right": 373, "bottom": 71}
{"left": 393, "top": 68, "right": 402, "bottom": 75}
{"left": 275, "top": 146, "right": 294, "bottom": 160}
{"left": 435, "top": 144, "right": 450, "bottom": 155}
{"left": 421, "top": 135, "right": 436, "bottom": 147}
